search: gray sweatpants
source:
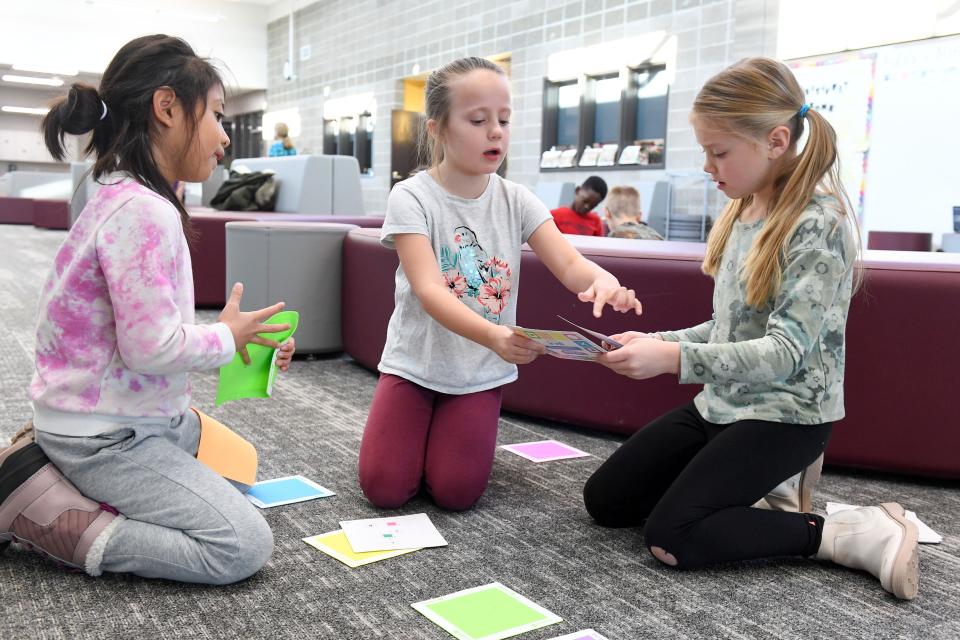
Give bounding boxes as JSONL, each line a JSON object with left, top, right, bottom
{"left": 35, "top": 411, "right": 273, "bottom": 584}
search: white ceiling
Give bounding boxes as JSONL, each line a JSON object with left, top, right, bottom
{"left": 1, "top": 1, "right": 272, "bottom": 89}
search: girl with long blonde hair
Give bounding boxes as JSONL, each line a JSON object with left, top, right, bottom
{"left": 585, "top": 58, "right": 919, "bottom": 600}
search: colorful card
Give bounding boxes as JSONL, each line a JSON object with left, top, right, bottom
{"left": 547, "top": 630, "right": 610, "bottom": 640}
{"left": 216, "top": 310, "right": 299, "bottom": 406}
{"left": 303, "top": 530, "right": 419, "bottom": 567}
{"left": 510, "top": 327, "right": 606, "bottom": 361}
{"left": 556, "top": 316, "right": 623, "bottom": 349}
{"left": 245, "top": 475, "right": 335, "bottom": 509}
{"left": 412, "top": 582, "right": 562, "bottom": 640}
{"left": 340, "top": 513, "right": 448, "bottom": 553}
{"left": 500, "top": 440, "right": 591, "bottom": 463}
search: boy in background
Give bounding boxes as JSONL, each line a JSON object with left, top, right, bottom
{"left": 550, "top": 176, "right": 607, "bottom": 236}
{"left": 605, "top": 186, "right": 664, "bottom": 240}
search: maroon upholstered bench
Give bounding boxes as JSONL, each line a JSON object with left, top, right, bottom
{"left": 0, "top": 197, "right": 35, "bottom": 225}
{"left": 341, "top": 228, "right": 960, "bottom": 479}
{"left": 32, "top": 199, "right": 70, "bottom": 230}
{"left": 187, "top": 209, "right": 384, "bottom": 307}
{"left": 867, "top": 231, "right": 933, "bottom": 252}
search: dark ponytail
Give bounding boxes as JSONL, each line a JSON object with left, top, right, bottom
{"left": 41, "top": 34, "right": 224, "bottom": 235}
{"left": 43, "top": 84, "right": 104, "bottom": 160}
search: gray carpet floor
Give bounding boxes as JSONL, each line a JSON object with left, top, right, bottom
{"left": 1, "top": 224, "right": 958, "bottom": 640}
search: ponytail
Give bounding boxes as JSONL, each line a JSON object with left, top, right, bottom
{"left": 43, "top": 84, "right": 105, "bottom": 161}
{"left": 697, "top": 58, "right": 861, "bottom": 308}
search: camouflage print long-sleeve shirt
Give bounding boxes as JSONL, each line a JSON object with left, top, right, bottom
{"left": 658, "top": 196, "right": 857, "bottom": 425}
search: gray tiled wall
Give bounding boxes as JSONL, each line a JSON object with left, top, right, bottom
{"left": 267, "top": 0, "right": 779, "bottom": 216}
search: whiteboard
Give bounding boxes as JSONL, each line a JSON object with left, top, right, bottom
{"left": 790, "top": 54, "right": 875, "bottom": 221}
{"left": 791, "top": 36, "right": 960, "bottom": 249}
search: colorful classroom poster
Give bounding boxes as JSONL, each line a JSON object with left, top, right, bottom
{"left": 412, "top": 582, "right": 562, "bottom": 640}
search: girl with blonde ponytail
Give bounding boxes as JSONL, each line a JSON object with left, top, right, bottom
{"left": 585, "top": 58, "right": 920, "bottom": 601}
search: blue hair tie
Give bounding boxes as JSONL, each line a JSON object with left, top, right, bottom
{"left": 798, "top": 103, "right": 811, "bottom": 119}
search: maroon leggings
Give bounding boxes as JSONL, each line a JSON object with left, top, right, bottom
{"left": 358, "top": 374, "right": 503, "bottom": 511}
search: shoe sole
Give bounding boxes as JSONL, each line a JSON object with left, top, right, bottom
{"left": 880, "top": 502, "right": 920, "bottom": 600}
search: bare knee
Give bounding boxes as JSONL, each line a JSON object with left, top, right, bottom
{"left": 650, "top": 545, "right": 678, "bottom": 567}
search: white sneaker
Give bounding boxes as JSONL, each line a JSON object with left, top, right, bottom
{"left": 816, "top": 502, "right": 920, "bottom": 600}
{"left": 754, "top": 453, "right": 823, "bottom": 513}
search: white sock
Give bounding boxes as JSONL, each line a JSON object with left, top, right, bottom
{"left": 84, "top": 514, "right": 125, "bottom": 577}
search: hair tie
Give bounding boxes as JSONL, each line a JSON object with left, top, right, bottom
{"left": 798, "top": 103, "right": 811, "bottom": 119}
{"left": 100, "top": 100, "right": 108, "bottom": 121}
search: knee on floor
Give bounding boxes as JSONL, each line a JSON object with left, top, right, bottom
{"left": 358, "top": 471, "right": 418, "bottom": 509}
{"left": 582, "top": 475, "right": 625, "bottom": 526}
{"left": 206, "top": 511, "right": 274, "bottom": 585}
{"left": 426, "top": 474, "right": 486, "bottom": 512}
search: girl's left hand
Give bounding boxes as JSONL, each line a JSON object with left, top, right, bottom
{"left": 276, "top": 338, "right": 296, "bottom": 372}
{"left": 578, "top": 278, "right": 643, "bottom": 317}
{"left": 597, "top": 336, "right": 679, "bottom": 380}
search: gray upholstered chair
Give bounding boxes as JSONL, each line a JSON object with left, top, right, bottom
{"left": 227, "top": 155, "right": 365, "bottom": 215}
{"left": 225, "top": 221, "right": 360, "bottom": 353}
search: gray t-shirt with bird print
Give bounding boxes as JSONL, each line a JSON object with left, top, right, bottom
{"left": 658, "top": 196, "right": 857, "bottom": 425}
{"left": 379, "top": 171, "right": 552, "bottom": 394}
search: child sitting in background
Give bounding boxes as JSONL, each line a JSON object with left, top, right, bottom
{"left": 604, "top": 186, "right": 664, "bottom": 240}
{"left": 550, "top": 176, "right": 607, "bottom": 237}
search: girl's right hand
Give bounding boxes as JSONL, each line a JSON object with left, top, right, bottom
{"left": 610, "top": 331, "right": 663, "bottom": 346}
{"left": 219, "top": 283, "right": 290, "bottom": 365}
{"left": 487, "top": 325, "right": 547, "bottom": 364}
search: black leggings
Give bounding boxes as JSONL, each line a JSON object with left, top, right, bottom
{"left": 583, "top": 402, "right": 831, "bottom": 568}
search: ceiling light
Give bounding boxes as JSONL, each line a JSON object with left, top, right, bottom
{"left": 2, "top": 74, "right": 64, "bottom": 87}
{"left": 2, "top": 106, "right": 51, "bottom": 115}
{"left": 11, "top": 64, "right": 78, "bottom": 77}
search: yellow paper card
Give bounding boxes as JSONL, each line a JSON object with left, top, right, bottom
{"left": 302, "top": 530, "right": 420, "bottom": 568}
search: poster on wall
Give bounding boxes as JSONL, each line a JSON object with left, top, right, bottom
{"left": 789, "top": 54, "right": 875, "bottom": 220}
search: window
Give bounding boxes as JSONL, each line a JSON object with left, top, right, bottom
{"left": 222, "top": 110, "right": 263, "bottom": 166}
{"left": 624, "top": 65, "right": 669, "bottom": 166}
{"left": 540, "top": 65, "right": 669, "bottom": 171}
{"left": 338, "top": 116, "right": 356, "bottom": 158}
{"left": 556, "top": 82, "right": 581, "bottom": 148}
{"left": 541, "top": 80, "right": 581, "bottom": 156}
{"left": 322, "top": 119, "right": 338, "bottom": 155}
{"left": 356, "top": 112, "right": 374, "bottom": 176}
{"left": 591, "top": 74, "right": 622, "bottom": 145}
{"left": 632, "top": 66, "right": 668, "bottom": 141}
{"left": 323, "top": 93, "right": 376, "bottom": 177}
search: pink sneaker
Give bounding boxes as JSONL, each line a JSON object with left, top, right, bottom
{"left": 0, "top": 439, "right": 120, "bottom": 574}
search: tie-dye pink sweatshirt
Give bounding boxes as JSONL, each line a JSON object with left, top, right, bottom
{"left": 30, "top": 177, "right": 235, "bottom": 436}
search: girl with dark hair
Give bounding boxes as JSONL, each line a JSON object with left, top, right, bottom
{"left": 0, "top": 35, "right": 294, "bottom": 584}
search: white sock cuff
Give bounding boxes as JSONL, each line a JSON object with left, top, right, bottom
{"left": 84, "top": 514, "right": 125, "bottom": 577}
